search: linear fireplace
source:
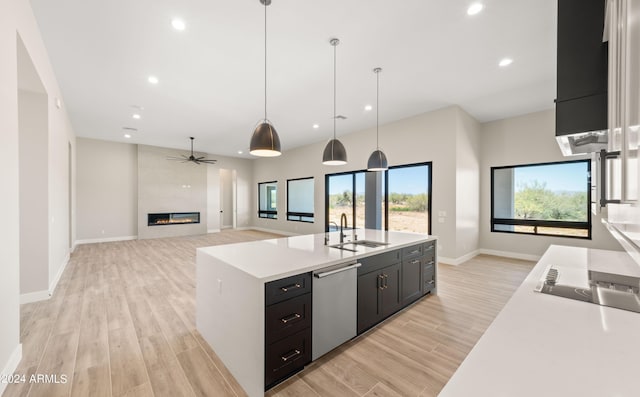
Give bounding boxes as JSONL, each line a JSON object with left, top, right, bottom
{"left": 148, "top": 212, "right": 200, "bottom": 226}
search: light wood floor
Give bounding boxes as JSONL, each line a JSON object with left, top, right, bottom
{"left": 4, "top": 230, "right": 534, "bottom": 397}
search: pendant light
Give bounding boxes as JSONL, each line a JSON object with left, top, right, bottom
{"left": 367, "top": 67, "right": 388, "bottom": 171}
{"left": 322, "top": 38, "right": 347, "bottom": 165}
{"left": 250, "top": 0, "right": 281, "bottom": 157}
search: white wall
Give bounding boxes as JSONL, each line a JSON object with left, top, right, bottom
{"left": 18, "top": 90, "right": 49, "bottom": 296}
{"left": 455, "top": 108, "right": 481, "bottom": 258}
{"left": 479, "top": 110, "right": 622, "bottom": 257}
{"left": 76, "top": 138, "right": 137, "bottom": 241}
{"left": 252, "top": 106, "right": 474, "bottom": 260}
{"left": 0, "top": 0, "right": 76, "bottom": 386}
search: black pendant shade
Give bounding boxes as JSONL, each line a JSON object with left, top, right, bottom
{"left": 322, "top": 38, "right": 347, "bottom": 166}
{"left": 367, "top": 149, "right": 388, "bottom": 171}
{"left": 322, "top": 138, "right": 347, "bottom": 165}
{"left": 367, "top": 67, "right": 388, "bottom": 171}
{"left": 250, "top": 0, "right": 282, "bottom": 157}
{"left": 250, "top": 121, "right": 281, "bottom": 157}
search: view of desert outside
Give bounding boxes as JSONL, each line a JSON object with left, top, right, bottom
{"left": 327, "top": 165, "right": 430, "bottom": 234}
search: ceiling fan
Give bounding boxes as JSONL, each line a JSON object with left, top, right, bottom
{"left": 167, "top": 137, "right": 217, "bottom": 165}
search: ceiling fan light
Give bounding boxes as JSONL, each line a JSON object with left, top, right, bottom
{"left": 322, "top": 138, "right": 347, "bottom": 165}
{"left": 250, "top": 121, "right": 281, "bottom": 157}
{"left": 367, "top": 149, "right": 388, "bottom": 171}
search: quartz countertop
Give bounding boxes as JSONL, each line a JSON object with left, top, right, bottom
{"left": 197, "top": 229, "right": 435, "bottom": 282}
{"left": 439, "top": 245, "right": 640, "bottom": 397}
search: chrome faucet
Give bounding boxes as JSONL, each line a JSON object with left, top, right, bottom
{"left": 340, "top": 213, "right": 348, "bottom": 244}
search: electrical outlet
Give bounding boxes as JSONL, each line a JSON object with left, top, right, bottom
{"left": 438, "top": 217, "right": 445, "bottom": 223}
{"left": 438, "top": 211, "right": 447, "bottom": 217}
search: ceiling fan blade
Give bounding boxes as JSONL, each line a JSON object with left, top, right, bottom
{"left": 167, "top": 155, "right": 189, "bottom": 161}
{"left": 199, "top": 159, "right": 217, "bottom": 164}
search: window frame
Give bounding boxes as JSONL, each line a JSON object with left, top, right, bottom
{"left": 490, "top": 159, "right": 592, "bottom": 240}
{"left": 286, "top": 177, "right": 315, "bottom": 223}
{"left": 258, "top": 181, "right": 278, "bottom": 220}
{"left": 324, "top": 161, "right": 432, "bottom": 234}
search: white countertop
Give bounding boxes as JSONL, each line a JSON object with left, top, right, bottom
{"left": 197, "top": 229, "right": 435, "bottom": 282}
{"left": 439, "top": 245, "right": 640, "bottom": 397}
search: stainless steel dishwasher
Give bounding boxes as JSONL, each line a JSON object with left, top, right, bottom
{"left": 312, "top": 261, "right": 361, "bottom": 360}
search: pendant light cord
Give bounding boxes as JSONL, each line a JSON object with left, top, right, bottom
{"left": 264, "top": 1, "right": 268, "bottom": 121}
{"left": 376, "top": 71, "right": 379, "bottom": 149}
{"left": 333, "top": 42, "right": 337, "bottom": 140}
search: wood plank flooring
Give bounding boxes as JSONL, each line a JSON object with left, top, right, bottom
{"left": 4, "top": 230, "right": 534, "bottom": 397}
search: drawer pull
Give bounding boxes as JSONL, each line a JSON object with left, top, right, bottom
{"left": 410, "top": 259, "right": 420, "bottom": 265}
{"left": 280, "top": 283, "right": 301, "bottom": 292}
{"left": 428, "top": 261, "right": 435, "bottom": 266}
{"left": 428, "top": 280, "right": 435, "bottom": 285}
{"left": 425, "top": 245, "right": 434, "bottom": 251}
{"left": 409, "top": 249, "right": 420, "bottom": 255}
{"left": 281, "top": 349, "right": 301, "bottom": 362}
{"left": 280, "top": 313, "right": 301, "bottom": 324}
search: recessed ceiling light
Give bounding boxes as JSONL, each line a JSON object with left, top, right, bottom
{"left": 499, "top": 58, "right": 513, "bottom": 67}
{"left": 148, "top": 75, "right": 159, "bottom": 84}
{"left": 313, "top": 124, "right": 320, "bottom": 129}
{"left": 238, "top": 150, "right": 243, "bottom": 154}
{"left": 172, "top": 19, "right": 186, "bottom": 31}
{"left": 364, "top": 105, "right": 373, "bottom": 111}
{"left": 124, "top": 134, "right": 131, "bottom": 139}
{"left": 132, "top": 114, "right": 141, "bottom": 120}
{"left": 467, "top": 3, "right": 484, "bottom": 15}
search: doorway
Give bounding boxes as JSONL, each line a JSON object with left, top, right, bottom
{"left": 219, "top": 169, "right": 237, "bottom": 229}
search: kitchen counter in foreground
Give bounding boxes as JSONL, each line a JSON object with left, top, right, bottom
{"left": 196, "top": 229, "right": 435, "bottom": 397}
{"left": 439, "top": 245, "right": 640, "bottom": 397}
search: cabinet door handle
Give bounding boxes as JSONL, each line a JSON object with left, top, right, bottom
{"left": 280, "top": 283, "right": 301, "bottom": 292}
{"left": 281, "top": 349, "right": 301, "bottom": 362}
{"left": 428, "top": 261, "right": 435, "bottom": 266}
{"left": 280, "top": 313, "right": 301, "bottom": 324}
{"left": 410, "top": 259, "right": 420, "bottom": 265}
{"left": 383, "top": 274, "right": 389, "bottom": 289}
{"left": 378, "top": 274, "right": 385, "bottom": 290}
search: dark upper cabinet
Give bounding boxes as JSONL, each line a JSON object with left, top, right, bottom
{"left": 556, "top": 0, "right": 608, "bottom": 137}
{"left": 557, "top": 0, "right": 608, "bottom": 101}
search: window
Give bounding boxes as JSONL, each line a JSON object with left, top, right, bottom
{"left": 491, "top": 160, "right": 591, "bottom": 239}
{"left": 258, "top": 181, "right": 277, "bottom": 219}
{"left": 325, "top": 162, "right": 431, "bottom": 234}
{"left": 287, "top": 177, "right": 314, "bottom": 222}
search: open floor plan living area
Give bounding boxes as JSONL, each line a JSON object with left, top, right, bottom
{"left": 2, "top": 0, "right": 639, "bottom": 396}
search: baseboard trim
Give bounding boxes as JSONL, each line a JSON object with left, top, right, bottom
{"left": 207, "top": 229, "right": 221, "bottom": 234}
{"left": 20, "top": 290, "right": 50, "bottom": 304}
{"left": 478, "top": 249, "right": 541, "bottom": 262}
{"left": 438, "top": 249, "right": 481, "bottom": 266}
{"left": 0, "top": 344, "right": 22, "bottom": 395}
{"left": 75, "top": 235, "right": 137, "bottom": 245}
{"left": 48, "top": 252, "right": 70, "bottom": 296}
{"left": 221, "top": 225, "right": 233, "bottom": 230}
{"left": 241, "top": 226, "right": 299, "bottom": 237}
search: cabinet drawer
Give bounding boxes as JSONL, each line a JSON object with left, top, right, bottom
{"left": 265, "top": 293, "right": 311, "bottom": 344}
{"left": 358, "top": 249, "right": 401, "bottom": 276}
{"left": 265, "top": 328, "right": 311, "bottom": 388}
{"left": 402, "top": 244, "right": 423, "bottom": 259}
{"left": 423, "top": 262, "right": 435, "bottom": 292}
{"left": 423, "top": 241, "right": 436, "bottom": 261}
{"left": 265, "top": 273, "right": 311, "bottom": 306}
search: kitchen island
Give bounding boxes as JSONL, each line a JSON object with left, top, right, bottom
{"left": 439, "top": 245, "right": 640, "bottom": 396}
{"left": 196, "top": 229, "right": 436, "bottom": 397}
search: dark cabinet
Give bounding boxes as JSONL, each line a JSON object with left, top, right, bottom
{"left": 357, "top": 256, "right": 402, "bottom": 334}
{"left": 264, "top": 273, "right": 312, "bottom": 389}
{"left": 401, "top": 257, "right": 423, "bottom": 305}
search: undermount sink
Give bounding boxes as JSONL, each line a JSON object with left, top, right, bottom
{"left": 329, "top": 240, "right": 389, "bottom": 251}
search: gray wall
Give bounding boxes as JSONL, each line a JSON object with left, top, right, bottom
{"left": 19, "top": 90, "right": 49, "bottom": 295}
{"left": 479, "top": 109, "right": 622, "bottom": 256}
{"left": 76, "top": 138, "right": 138, "bottom": 241}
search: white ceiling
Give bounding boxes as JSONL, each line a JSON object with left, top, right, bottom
{"left": 29, "top": 0, "right": 557, "bottom": 158}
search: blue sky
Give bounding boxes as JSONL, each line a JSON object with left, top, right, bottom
{"left": 328, "top": 165, "right": 430, "bottom": 195}
{"left": 515, "top": 162, "right": 588, "bottom": 192}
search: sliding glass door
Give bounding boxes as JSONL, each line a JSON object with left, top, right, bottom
{"left": 326, "top": 162, "right": 431, "bottom": 233}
